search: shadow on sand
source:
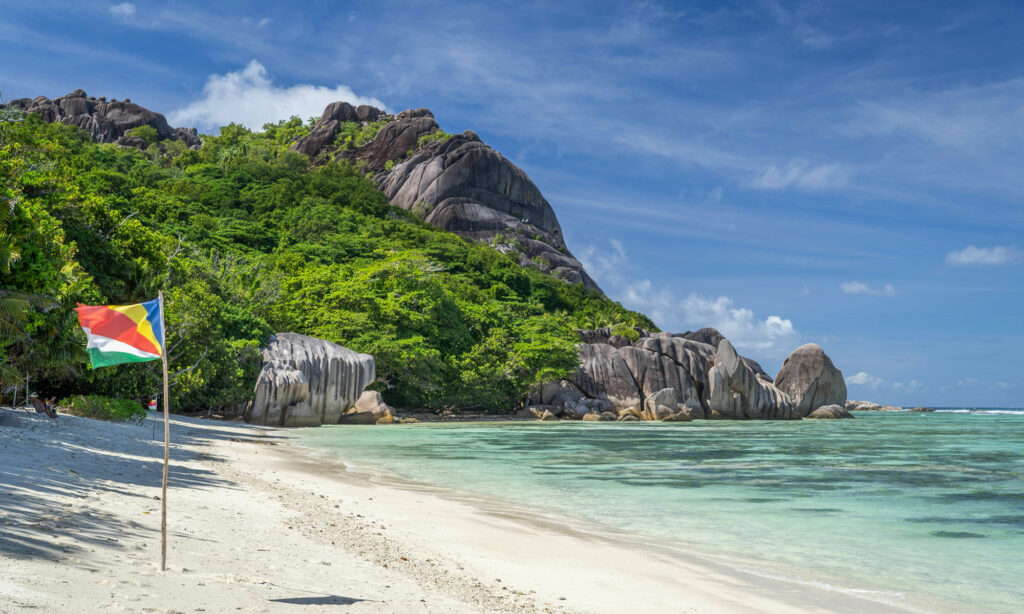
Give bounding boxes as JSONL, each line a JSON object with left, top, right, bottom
{"left": 0, "top": 410, "right": 283, "bottom": 561}
{"left": 269, "top": 595, "right": 372, "bottom": 606}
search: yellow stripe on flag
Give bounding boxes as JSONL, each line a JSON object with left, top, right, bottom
{"left": 109, "top": 303, "right": 162, "bottom": 354}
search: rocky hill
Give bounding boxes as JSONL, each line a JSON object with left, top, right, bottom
{"left": 292, "top": 102, "right": 599, "bottom": 291}
{"left": 4, "top": 89, "right": 200, "bottom": 148}
{"left": 7, "top": 92, "right": 597, "bottom": 291}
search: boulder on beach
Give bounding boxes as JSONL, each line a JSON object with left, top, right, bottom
{"left": 531, "top": 327, "right": 854, "bottom": 422}
{"left": 354, "top": 390, "right": 395, "bottom": 422}
{"left": 706, "top": 339, "right": 795, "bottom": 420}
{"left": 774, "top": 343, "right": 847, "bottom": 417}
{"left": 246, "top": 333, "right": 375, "bottom": 427}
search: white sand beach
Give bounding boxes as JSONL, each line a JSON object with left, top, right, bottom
{"left": 0, "top": 409, "right": 916, "bottom": 614}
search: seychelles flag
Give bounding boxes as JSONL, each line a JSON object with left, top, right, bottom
{"left": 74, "top": 299, "right": 165, "bottom": 368}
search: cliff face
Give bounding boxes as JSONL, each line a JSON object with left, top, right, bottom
{"left": 293, "top": 103, "right": 601, "bottom": 292}
{"left": 4, "top": 89, "right": 200, "bottom": 149}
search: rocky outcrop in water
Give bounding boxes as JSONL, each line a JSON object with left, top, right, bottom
{"left": 774, "top": 343, "right": 847, "bottom": 418}
{"left": 3, "top": 89, "right": 200, "bottom": 148}
{"left": 246, "top": 333, "right": 375, "bottom": 427}
{"left": 532, "top": 327, "right": 844, "bottom": 421}
{"left": 806, "top": 404, "right": 854, "bottom": 419}
{"left": 292, "top": 103, "right": 600, "bottom": 292}
{"left": 845, "top": 401, "right": 934, "bottom": 413}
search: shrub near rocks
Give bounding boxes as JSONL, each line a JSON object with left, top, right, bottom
{"left": 61, "top": 395, "right": 146, "bottom": 423}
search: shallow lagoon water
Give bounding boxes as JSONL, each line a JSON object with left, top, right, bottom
{"left": 297, "top": 410, "right": 1024, "bottom": 612}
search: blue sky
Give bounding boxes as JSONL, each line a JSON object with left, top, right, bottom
{"left": 2, "top": 0, "right": 1022, "bottom": 406}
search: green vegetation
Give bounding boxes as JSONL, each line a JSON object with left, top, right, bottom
{"left": 61, "top": 394, "right": 146, "bottom": 423}
{"left": 334, "top": 119, "right": 387, "bottom": 151}
{"left": 611, "top": 322, "right": 641, "bottom": 342}
{"left": 126, "top": 125, "right": 159, "bottom": 146}
{"left": 0, "top": 113, "right": 653, "bottom": 412}
{"left": 417, "top": 130, "right": 451, "bottom": 148}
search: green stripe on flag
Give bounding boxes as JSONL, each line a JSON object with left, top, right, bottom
{"left": 88, "top": 348, "right": 160, "bottom": 368}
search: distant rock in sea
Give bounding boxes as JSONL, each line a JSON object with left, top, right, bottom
{"left": 246, "top": 333, "right": 375, "bottom": 427}
{"left": 845, "top": 401, "right": 935, "bottom": 413}
{"left": 533, "top": 327, "right": 846, "bottom": 421}
{"left": 3, "top": 89, "right": 200, "bottom": 149}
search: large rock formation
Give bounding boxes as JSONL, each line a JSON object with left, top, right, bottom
{"left": 246, "top": 333, "right": 375, "bottom": 427}
{"left": 292, "top": 103, "right": 600, "bottom": 292}
{"left": 535, "top": 328, "right": 844, "bottom": 421}
{"left": 705, "top": 339, "right": 795, "bottom": 419}
{"left": 3, "top": 89, "right": 200, "bottom": 148}
{"left": 774, "top": 343, "right": 847, "bottom": 418}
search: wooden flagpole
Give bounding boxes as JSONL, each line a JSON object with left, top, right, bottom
{"left": 158, "top": 291, "right": 170, "bottom": 572}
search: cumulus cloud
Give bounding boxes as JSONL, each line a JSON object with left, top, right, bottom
{"left": 578, "top": 239, "right": 799, "bottom": 355}
{"left": 846, "top": 371, "right": 885, "bottom": 389}
{"left": 751, "top": 160, "right": 849, "bottom": 191}
{"left": 109, "top": 2, "right": 136, "bottom": 18}
{"left": 169, "top": 60, "right": 387, "bottom": 131}
{"left": 679, "top": 294, "right": 798, "bottom": 354}
{"left": 840, "top": 281, "right": 896, "bottom": 296}
{"left": 848, "top": 372, "right": 923, "bottom": 392}
{"left": 945, "top": 245, "right": 1022, "bottom": 266}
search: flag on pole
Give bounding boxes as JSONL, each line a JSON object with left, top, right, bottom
{"left": 74, "top": 299, "right": 165, "bottom": 368}
{"left": 75, "top": 295, "right": 173, "bottom": 572}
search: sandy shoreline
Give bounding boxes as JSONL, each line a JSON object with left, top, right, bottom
{"left": 1, "top": 408, "right": 923, "bottom": 613}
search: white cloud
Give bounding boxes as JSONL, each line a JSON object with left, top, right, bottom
{"left": 846, "top": 371, "right": 885, "bottom": 389}
{"left": 840, "top": 281, "right": 896, "bottom": 296}
{"left": 577, "top": 239, "right": 628, "bottom": 288}
{"left": 847, "top": 373, "right": 923, "bottom": 392}
{"left": 750, "top": 160, "right": 849, "bottom": 191}
{"left": 577, "top": 239, "right": 798, "bottom": 355}
{"left": 679, "top": 294, "right": 797, "bottom": 354}
{"left": 945, "top": 245, "right": 1022, "bottom": 266}
{"left": 168, "top": 60, "right": 388, "bottom": 131}
{"left": 109, "top": 2, "right": 136, "bottom": 18}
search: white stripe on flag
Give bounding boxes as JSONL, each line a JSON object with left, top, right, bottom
{"left": 83, "top": 328, "right": 161, "bottom": 359}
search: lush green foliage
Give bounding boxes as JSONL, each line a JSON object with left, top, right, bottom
{"left": 611, "top": 322, "right": 641, "bottom": 342}
{"left": 0, "top": 114, "right": 653, "bottom": 412}
{"left": 417, "top": 130, "right": 451, "bottom": 148}
{"left": 334, "top": 119, "right": 387, "bottom": 151}
{"left": 61, "top": 394, "right": 146, "bottom": 422}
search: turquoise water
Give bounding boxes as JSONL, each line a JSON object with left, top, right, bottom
{"left": 296, "top": 410, "right": 1024, "bottom": 612}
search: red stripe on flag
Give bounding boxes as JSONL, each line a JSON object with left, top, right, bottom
{"left": 75, "top": 305, "right": 161, "bottom": 356}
